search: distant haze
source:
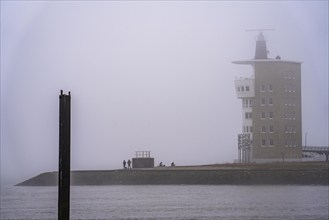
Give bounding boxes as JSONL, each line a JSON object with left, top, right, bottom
{"left": 1, "top": 1, "right": 328, "bottom": 184}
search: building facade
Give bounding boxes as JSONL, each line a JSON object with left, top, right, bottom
{"left": 233, "top": 33, "right": 302, "bottom": 163}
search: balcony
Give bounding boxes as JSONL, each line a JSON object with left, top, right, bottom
{"left": 234, "top": 77, "right": 255, "bottom": 98}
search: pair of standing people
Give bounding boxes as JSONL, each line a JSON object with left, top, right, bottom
{"left": 123, "top": 159, "right": 132, "bottom": 169}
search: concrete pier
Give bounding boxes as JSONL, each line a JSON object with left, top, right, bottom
{"left": 17, "top": 162, "right": 329, "bottom": 186}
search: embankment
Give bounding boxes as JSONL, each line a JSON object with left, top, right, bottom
{"left": 16, "top": 162, "right": 329, "bottom": 186}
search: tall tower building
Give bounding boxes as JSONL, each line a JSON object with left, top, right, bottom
{"left": 233, "top": 32, "right": 302, "bottom": 163}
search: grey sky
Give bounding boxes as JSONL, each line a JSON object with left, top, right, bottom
{"left": 1, "top": 1, "right": 328, "bottom": 183}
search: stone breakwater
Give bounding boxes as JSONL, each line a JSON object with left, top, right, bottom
{"left": 16, "top": 163, "right": 329, "bottom": 186}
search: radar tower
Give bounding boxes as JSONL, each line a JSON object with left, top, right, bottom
{"left": 246, "top": 29, "right": 275, "bottom": 59}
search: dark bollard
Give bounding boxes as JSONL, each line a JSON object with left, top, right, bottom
{"left": 58, "top": 90, "right": 71, "bottom": 220}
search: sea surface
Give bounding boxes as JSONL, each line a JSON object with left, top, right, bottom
{"left": 1, "top": 185, "right": 328, "bottom": 220}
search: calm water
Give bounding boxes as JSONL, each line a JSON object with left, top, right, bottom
{"left": 1, "top": 185, "right": 328, "bottom": 220}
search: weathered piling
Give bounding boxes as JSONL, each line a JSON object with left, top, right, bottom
{"left": 58, "top": 90, "right": 71, "bottom": 220}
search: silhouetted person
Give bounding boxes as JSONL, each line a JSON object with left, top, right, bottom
{"left": 159, "top": 162, "right": 163, "bottom": 167}
{"left": 123, "top": 160, "right": 126, "bottom": 169}
{"left": 127, "top": 159, "right": 131, "bottom": 169}
{"left": 171, "top": 162, "right": 175, "bottom": 167}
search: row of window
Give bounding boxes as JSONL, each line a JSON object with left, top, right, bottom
{"left": 261, "top": 139, "right": 297, "bottom": 147}
{"left": 261, "top": 112, "right": 274, "bottom": 119}
{"left": 261, "top": 125, "right": 274, "bottom": 133}
{"left": 260, "top": 98, "right": 273, "bottom": 106}
{"left": 242, "top": 97, "right": 297, "bottom": 109}
{"left": 284, "top": 99, "right": 297, "bottom": 106}
{"left": 260, "top": 97, "right": 299, "bottom": 106}
{"left": 261, "top": 139, "right": 274, "bottom": 147}
{"left": 285, "top": 125, "right": 297, "bottom": 133}
{"left": 247, "top": 111, "right": 297, "bottom": 120}
{"left": 283, "top": 72, "right": 297, "bottom": 80}
{"left": 237, "top": 86, "right": 250, "bottom": 92}
{"left": 247, "top": 98, "right": 297, "bottom": 108}
{"left": 260, "top": 84, "right": 273, "bottom": 92}
{"left": 260, "top": 111, "right": 296, "bottom": 120}
{"left": 243, "top": 126, "right": 253, "bottom": 133}
{"left": 242, "top": 125, "right": 297, "bottom": 133}
{"left": 245, "top": 112, "right": 252, "bottom": 119}
{"left": 284, "top": 112, "right": 297, "bottom": 120}
{"left": 260, "top": 83, "right": 298, "bottom": 93}
{"left": 285, "top": 139, "right": 298, "bottom": 147}
{"left": 260, "top": 125, "right": 297, "bottom": 133}
{"left": 284, "top": 76, "right": 296, "bottom": 80}
{"left": 284, "top": 84, "right": 297, "bottom": 93}
{"left": 243, "top": 99, "right": 252, "bottom": 108}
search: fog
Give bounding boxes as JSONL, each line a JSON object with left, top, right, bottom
{"left": 1, "top": 1, "right": 328, "bottom": 184}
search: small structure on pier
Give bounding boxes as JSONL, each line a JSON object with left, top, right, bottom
{"left": 132, "top": 151, "right": 154, "bottom": 168}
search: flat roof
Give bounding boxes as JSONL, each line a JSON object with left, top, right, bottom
{"left": 232, "top": 59, "right": 302, "bottom": 65}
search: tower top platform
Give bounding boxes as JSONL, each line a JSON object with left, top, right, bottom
{"left": 232, "top": 59, "right": 302, "bottom": 65}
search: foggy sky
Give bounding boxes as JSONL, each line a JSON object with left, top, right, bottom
{"left": 1, "top": 1, "right": 328, "bottom": 184}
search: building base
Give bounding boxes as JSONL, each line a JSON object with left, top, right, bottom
{"left": 251, "top": 158, "right": 302, "bottom": 163}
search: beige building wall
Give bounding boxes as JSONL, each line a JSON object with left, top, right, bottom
{"left": 252, "top": 60, "right": 302, "bottom": 162}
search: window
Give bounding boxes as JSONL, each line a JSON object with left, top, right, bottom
{"left": 250, "top": 126, "right": 253, "bottom": 132}
{"left": 245, "top": 112, "right": 252, "bottom": 119}
{"left": 285, "top": 98, "right": 296, "bottom": 106}
{"left": 286, "top": 139, "right": 297, "bottom": 147}
{"left": 237, "top": 87, "right": 240, "bottom": 92}
{"left": 261, "top": 99, "right": 266, "bottom": 106}
{"left": 246, "top": 126, "right": 249, "bottom": 132}
{"left": 261, "top": 85, "right": 265, "bottom": 92}
{"left": 261, "top": 126, "right": 266, "bottom": 133}
{"left": 269, "top": 139, "right": 274, "bottom": 147}
{"left": 261, "top": 112, "right": 266, "bottom": 119}
{"left": 261, "top": 139, "right": 266, "bottom": 147}
{"left": 269, "top": 125, "right": 274, "bottom": 133}
{"left": 246, "top": 86, "right": 250, "bottom": 91}
{"left": 292, "top": 126, "right": 296, "bottom": 133}
{"left": 244, "top": 99, "right": 252, "bottom": 108}
{"left": 285, "top": 84, "right": 295, "bottom": 93}
{"left": 268, "top": 84, "right": 273, "bottom": 92}
{"left": 241, "top": 86, "right": 244, "bottom": 92}
{"left": 269, "top": 112, "right": 273, "bottom": 119}
{"left": 269, "top": 98, "right": 273, "bottom": 105}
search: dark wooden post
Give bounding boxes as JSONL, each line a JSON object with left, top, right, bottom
{"left": 58, "top": 90, "right": 71, "bottom": 220}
